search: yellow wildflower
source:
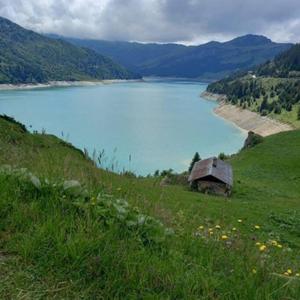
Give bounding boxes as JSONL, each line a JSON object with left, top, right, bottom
{"left": 252, "top": 269, "right": 257, "bottom": 274}
{"left": 259, "top": 245, "right": 267, "bottom": 252}
{"left": 277, "top": 244, "right": 283, "bottom": 249}
{"left": 296, "top": 273, "right": 300, "bottom": 277}
{"left": 221, "top": 235, "right": 228, "bottom": 240}
{"left": 270, "top": 240, "right": 278, "bottom": 246}
{"left": 287, "top": 269, "right": 292, "bottom": 275}
{"left": 232, "top": 227, "right": 237, "bottom": 231}
{"left": 254, "top": 225, "right": 260, "bottom": 229}
{"left": 255, "top": 242, "right": 261, "bottom": 246}
{"left": 284, "top": 272, "right": 289, "bottom": 276}
{"left": 215, "top": 225, "right": 221, "bottom": 229}
{"left": 198, "top": 225, "right": 204, "bottom": 230}
{"left": 209, "top": 231, "right": 214, "bottom": 235}
{"left": 238, "top": 219, "right": 242, "bottom": 223}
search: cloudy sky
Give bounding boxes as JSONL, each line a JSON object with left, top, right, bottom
{"left": 0, "top": 0, "right": 299, "bottom": 44}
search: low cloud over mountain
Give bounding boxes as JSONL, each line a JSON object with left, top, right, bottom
{"left": 0, "top": 0, "right": 300, "bottom": 44}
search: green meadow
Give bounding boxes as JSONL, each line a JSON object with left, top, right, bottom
{"left": 1, "top": 115, "right": 300, "bottom": 299}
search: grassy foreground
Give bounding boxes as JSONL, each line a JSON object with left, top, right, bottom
{"left": 1, "top": 116, "right": 300, "bottom": 299}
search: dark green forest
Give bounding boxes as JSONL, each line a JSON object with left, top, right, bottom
{"left": 207, "top": 44, "right": 300, "bottom": 119}
{"left": 0, "top": 17, "right": 139, "bottom": 84}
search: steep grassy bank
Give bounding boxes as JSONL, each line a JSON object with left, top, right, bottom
{"left": 1, "top": 116, "right": 300, "bottom": 299}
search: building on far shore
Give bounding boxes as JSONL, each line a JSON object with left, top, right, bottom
{"left": 188, "top": 157, "right": 233, "bottom": 197}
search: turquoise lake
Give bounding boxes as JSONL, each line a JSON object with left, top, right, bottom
{"left": 0, "top": 79, "right": 246, "bottom": 175}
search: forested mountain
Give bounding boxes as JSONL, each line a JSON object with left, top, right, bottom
{"left": 0, "top": 17, "right": 139, "bottom": 84}
{"left": 256, "top": 44, "right": 300, "bottom": 77}
{"left": 48, "top": 34, "right": 292, "bottom": 80}
{"left": 207, "top": 44, "right": 300, "bottom": 126}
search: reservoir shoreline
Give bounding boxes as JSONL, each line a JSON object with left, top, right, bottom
{"left": 0, "top": 80, "right": 246, "bottom": 175}
{"left": 201, "top": 91, "right": 293, "bottom": 137}
{"left": 0, "top": 79, "right": 143, "bottom": 91}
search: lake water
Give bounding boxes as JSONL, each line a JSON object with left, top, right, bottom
{"left": 0, "top": 79, "right": 246, "bottom": 175}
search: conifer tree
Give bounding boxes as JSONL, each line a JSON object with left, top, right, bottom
{"left": 188, "top": 152, "right": 201, "bottom": 173}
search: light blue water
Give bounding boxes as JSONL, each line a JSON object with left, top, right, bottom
{"left": 0, "top": 79, "right": 246, "bottom": 175}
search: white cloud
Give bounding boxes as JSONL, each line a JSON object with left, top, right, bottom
{"left": 0, "top": 0, "right": 299, "bottom": 44}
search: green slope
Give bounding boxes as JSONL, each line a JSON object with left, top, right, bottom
{"left": 0, "top": 17, "right": 139, "bottom": 84}
{"left": 1, "top": 115, "right": 300, "bottom": 298}
{"left": 49, "top": 34, "right": 292, "bottom": 80}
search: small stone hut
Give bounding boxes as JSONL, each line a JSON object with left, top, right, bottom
{"left": 188, "top": 157, "right": 233, "bottom": 196}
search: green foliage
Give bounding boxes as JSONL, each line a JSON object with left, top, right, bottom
{"left": 243, "top": 131, "right": 264, "bottom": 149}
{"left": 188, "top": 152, "right": 201, "bottom": 173}
{"left": 160, "top": 168, "right": 174, "bottom": 177}
{"left": 0, "top": 17, "right": 139, "bottom": 84}
{"left": 153, "top": 170, "right": 160, "bottom": 177}
{"left": 218, "top": 152, "right": 229, "bottom": 160}
{"left": 298, "top": 107, "right": 300, "bottom": 120}
{"left": 274, "top": 103, "right": 282, "bottom": 114}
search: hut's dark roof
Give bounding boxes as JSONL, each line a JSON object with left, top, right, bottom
{"left": 188, "top": 157, "right": 233, "bottom": 186}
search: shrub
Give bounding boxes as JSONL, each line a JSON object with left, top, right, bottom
{"left": 274, "top": 103, "right": 282, "bottom": 114}
{"left": 243, "top": 131, "right": 264, "bottom": 149}
{"left": 161, "top": 169, "right": 174, "bottom": 177}
{"left": 218, "top": 152, "right": 229, "bottom": 160}
{"left": 260, "top": 109, "right": 268, "bottom": 116}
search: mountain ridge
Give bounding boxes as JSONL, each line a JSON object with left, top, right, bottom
{"left": 0, "top": 16, "right": 139, "bottom": 84}
{"left": 47, "top": 33, "right": 292, "bottom": 80}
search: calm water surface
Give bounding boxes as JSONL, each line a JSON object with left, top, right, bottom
{"left": 0, "top": 79, "right": 246, "bottom": 175}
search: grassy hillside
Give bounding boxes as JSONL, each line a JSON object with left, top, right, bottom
{"left": 207, "top": 45, "right": 300, "bottom": 127}
{"left": 1, "top": 115, "right": 300, "bottom": 298}
{"left": 49, "top": 34, "right": 292, "bottom": 80}
{"left": 0, "top": 17, "right": 139, "bottom": 84}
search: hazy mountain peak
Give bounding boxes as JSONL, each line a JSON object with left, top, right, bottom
{"left": 226, "top": 34, "right": 272, "bottom": 47}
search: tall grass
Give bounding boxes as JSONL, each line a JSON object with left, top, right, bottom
{"left": 1, "top": 116, "right": 300, "bottom": 298}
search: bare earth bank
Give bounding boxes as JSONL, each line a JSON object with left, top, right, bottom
{"left": 201, "top": 92, "right": 293, "bottom": 137}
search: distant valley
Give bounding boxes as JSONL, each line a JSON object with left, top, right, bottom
{"left": 48, "top": 34, "right": 292, "bottom": 80}
{"left": 0, "top": 15, "right": 293, "bottom": 84}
